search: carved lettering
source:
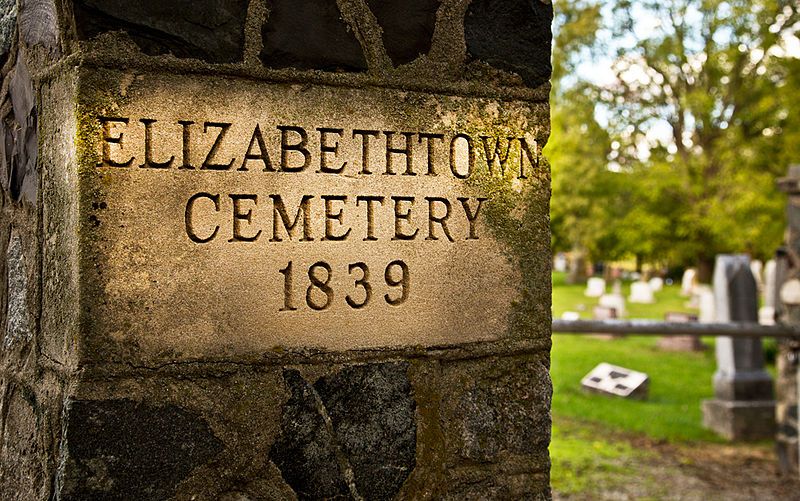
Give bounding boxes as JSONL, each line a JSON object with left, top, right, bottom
{"left": 240, "top": 124, "right": 275, "bottom": 172}
{"left": 425, "top": 197, "right": 454, "bottom": 242}
{"left": 317, "top": 128, "right": 346, "bottom": 174}
{"left": 458, "top": 197, "right": 487, "bottom": 240}
{"left": 270, "top": 194, "right": 314, "bottom": 242}
{"left": 353, "top": 129, "right": 380, "bottom": 174}
{"left": 229, "top": 194, "right": 262, "bottom": 242}
{"left": 384, "top": 131, "right": 415, "bottom": 176}
{"left": 278, "top": 125, "right": 310, "bottom": 172}
{"left": 321, "top": 195, "right": 352, "bottom": 241}
{"left": 185, "top": 192, "right": 220, "bottom": 243}
{"left": 391, "top": 196, "right": 419, "bottom": 241}
{"left": 356, "top": 195, "right": 385, "bottom": 241}
{"left": 139, "top": 119, "right": 175, "bottom": 168}
{"left": 480, "top": 136, "right": 513, "bottom": 176}
{"left": 202, "top": 122, "right": 235, "bottom": 170}
{"left": 450, "top": 133, "right": 475, "bottom": 179}
{"left": 97, "top": 117, "right": 134, "bottom": 167}
{"left": 418, "top": 132, "right": 444, "bottom": 176}
{"left": 178, "top": 120, "right": 195, "bottom": 169}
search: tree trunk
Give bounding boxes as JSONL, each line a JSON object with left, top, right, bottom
{"left": 567, "top": 248, "right": 588, "bottom": 284}
{"left": 696, "top": 256, "right": 715, "bottom": 284}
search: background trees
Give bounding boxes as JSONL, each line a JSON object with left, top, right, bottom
{"left": 548, "top": 0, "right": 800, "bottom": 279}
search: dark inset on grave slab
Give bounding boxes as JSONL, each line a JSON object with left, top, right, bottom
{"left": 464, "top": 0, "right": 554, "bottom": 88}
{"left": 261, "top": 0, "right": 367, "bottom": 72}
{"left": 60, "top": 399, "right": 223, "bottom": 501}
{"left": 365, "top": 0, "right": 440, "bottom": 66}
{"left": 72, "top": 0, "right": 249, "bottom": 63}
{"left": 270, "top": 363, "right": 416, "bottom": 501}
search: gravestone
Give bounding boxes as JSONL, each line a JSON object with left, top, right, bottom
{"left": 581, "top": 363, "right": 649, "bottom": 400}
{"left": 681, "top": 268, "right": 697, "bottom": 296}
{"left": 751, "top": 259, "right": 764, "bottom": 292}
{"left": 629, "top": 280, "right": 655, "bottom": 303}
{"left": 702, "top": 255, "right": 775, "bottom": 440}
{"left": 598, "top": 292, "right": 626, "bottom": 318}
{"left": 697, "top": 285, "right": 716, "bottom": 323}
{"left": 657, "top": 312, "right": 705, "bottom": 352}
{"left": 0, "top": 2, "right": 555, "bottom": 499}
{"left": 554, "top": 252, "right": 567, "bottom": 272}
{"left": 585, "top": 277, "right": 606, "bottom": 297}
{"left": 648, "top": 276, "right": 664, "bottom": 292}
{"left": 591, "top": 304, "right": 621, "bottom": 340}
{"left": 759, "top": 259, "right": 777, "bottom": 325}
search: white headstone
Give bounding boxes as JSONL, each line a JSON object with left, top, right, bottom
{"left": 648, "top": 277, "right": 664, "bottom": 292}
{"left": 750, "top": 259, "right": 764, "bottom": 292}
{"left": 561, "top": 311, "right": 580, "bottom": 321}
{"left": 553, "top": 253, "right": 568, "bottom": 273}
{"left": 764, "top": 259, "right": 777, "bottom": 309}
{"left": 681, "top": 268, "right": 697, "bottom": 296}
{"left": 584, "top": 277, "right": 606, "bottom": 298}
{"left": 599, "top": 293, "right": 626, "bottom": 318}
{"left": 697, "top": 285, "right": 715, "bottom": 323}
{"left": 581, "top": 363, "right": 649, "bottom": 399}
{"left": 628, "top": 281, "right": 655, "bottom": 304}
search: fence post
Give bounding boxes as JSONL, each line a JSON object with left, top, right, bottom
{"left": 702, "top": 254, "right": 776, "bottom": 440}
{"left": 776, "top": 164, "right": 800, "bottom": 473}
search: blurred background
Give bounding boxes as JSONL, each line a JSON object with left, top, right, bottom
{"left": 546, "top": 1, "right": 800, "bottom": 499}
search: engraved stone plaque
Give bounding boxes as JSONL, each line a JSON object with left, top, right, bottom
{"left": 78, "top": 70, "right": 549, "bottom": 357}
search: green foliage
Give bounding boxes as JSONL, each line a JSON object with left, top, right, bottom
{"left": 548, "top": 0, "right": 800, "bottom": 265}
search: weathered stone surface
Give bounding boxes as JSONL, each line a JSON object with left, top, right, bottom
{"left": 5, "top": 231, "right": 31, "bottom": 346}
{"left": 73, "top": 0, "right": 249, "bottom": 63}
{"left": 261, "top": 0, "right": 367, "bottom": 71}
{"left": 0, "top": 0, "right": 16, "bottom": 58}
{"left": 1, "top": 56, "right": 38, "bottom": 203}
{"left": 76, "top": 69, "right": 547, "bottom": 359}
{"left": 271, "top": 363, "right": 416, "bottom": 500}
{"left": 366, "top": 0, "right": 440, "bottom": 66}
{"left": 464, "top": 0, "right": 553, "bottom": 88}
{"left": 316, "top": 362, "right": 416, "bottom": 500}
{"left": 18, "top": 0, "right": 58, "bottom": 51}
{"left": 269, "top": 369, "right": 351, "bottom": 499}
{"left": 61, "top": 399, "right": 223, "bottom": 500}
{"left": 442, "top": 356, "right": 551, "bottom": 464}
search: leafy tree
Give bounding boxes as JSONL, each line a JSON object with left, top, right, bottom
{"left": 548, "top": 0, "right": 800, "bottom": 280}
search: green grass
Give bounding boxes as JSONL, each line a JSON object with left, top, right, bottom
{"left": 550, "top": 418, "right": 661, "bottom": 497}
{"left": 550, "top": 271, "right": 779, "bottom": 497}
{"left": 551, "top": 271, "right": 722, "bottom": 442}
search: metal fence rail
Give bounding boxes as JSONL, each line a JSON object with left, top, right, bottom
{"left": 553, "top": 319, "right": 800, "bottom": 338}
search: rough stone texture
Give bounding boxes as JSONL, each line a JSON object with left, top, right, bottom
{"left": 73, "top": 0, "right": 249, "bottom": 63}
{"left": 1, "top": 2, "right": 553, "bottom": 499}
{"left": 18, "top": 0, "right": 59, "bottom": 51}
{"left": 0, "top": 0, "right": 16, "bottom": 58}
{"left": 441, "top": 356, "right": 551, "bottom": 464}
{"left": 1, "top": 55, "right": 38, "bottom": 203}
{"left": 316, "top": 362, "right": 416, "bottom": 500}
{"left": 270, "top": 369, "right": 352, "bottom": 499}
{"left": 5, "top": 231, "right": 30, "bottom": 345}
{"left": 464, "top": 0, "right": 553, "bottom": 88}
{"left": 271, "top": 363, "right": 416, "bottom": 500}
{"left": 61, "top": 399, "right": 224, "bottom": 500}
{"left": 366, "top": 0, "right": 440, "bottom": 66}
{"left": 261, "top": 0, "right": 367, "bottom": 71}
{"left": 702, "top": 399, "right": 777, "bottom": 441}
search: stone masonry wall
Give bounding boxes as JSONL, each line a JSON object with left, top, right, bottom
{"left": 0, "top": 1, "right": 553, "bottom": 499}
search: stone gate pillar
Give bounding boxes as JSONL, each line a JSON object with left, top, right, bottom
{"left": 0, "top": 1, "right": 554, "bottom": 499}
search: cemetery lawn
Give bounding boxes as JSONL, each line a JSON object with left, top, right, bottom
{"left": 550, "top": 272, "right": 786, "bottom": 498}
